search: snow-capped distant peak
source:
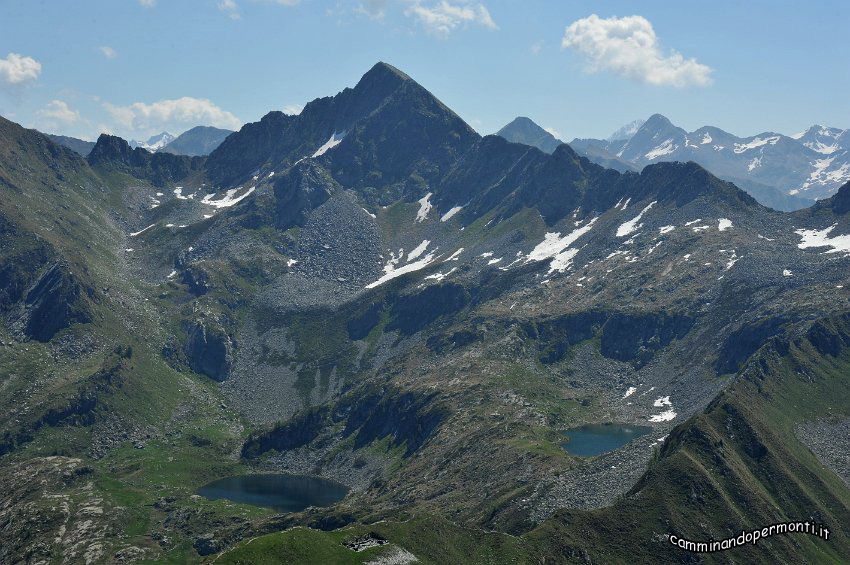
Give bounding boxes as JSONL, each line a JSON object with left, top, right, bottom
{"left": 129, "top": 131, "right": 176, "bottom": 152}
{"left": 796, "top": 125, "right": 846, "bottom": 154}
{"left": 607, "top": 119, "right": 646, "bottom": 142}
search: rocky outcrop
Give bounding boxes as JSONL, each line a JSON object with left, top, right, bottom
{"left": 335, "top": 388, "right": 447, "bottom": 457}
{"left": 521, "top": 310, "right": 694, "bottom": 367}
{"left": 0, "top": 359, "right": 125, "bottom": 456}
{"left": 9, "top": 262, "right": 93, "bottom": 342}
{"left": 184, "top": 320, "right": 234, "bottom": 381}
{"left": 715, "top": 316, "right": 790, "bottom": 374}
{"left": 273, "top": 161, "right": 338, "bottom": 229}
{"left": 599, "top": 312, "right": 695, "bottom": 367}
{"left": 87, "top": 134, "right": 204, "bottom": 187}
{"left": 240, "top": 406, "right": 329, "bottom": 458}
{"left": 180, "top": 265, "right": 211, "bottom": 296}
{"left": 241, "top": 387, "right": 446, "bottom": 460}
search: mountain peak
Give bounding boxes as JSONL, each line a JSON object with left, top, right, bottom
{"left": 496, "top": 116, "right": 561, "bottom": 154}
{"left": 355, "top": 61, "right": 412, "bottom": 90}
{"left": 644, "top": 114, "right": 674, "bottom": 129}
{"left": 88, "top": 133, "right": 133, "bottom": 164}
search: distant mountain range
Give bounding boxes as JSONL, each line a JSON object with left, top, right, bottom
{"left": 129, "top": 131, "right": 176, "bottom": 152}
{"left": 44, "top": 125, "right": 234, "bottom": 158}
{"left": 44, "top": 134, "right": 95, "bottom": 157}
{"left": 496, "top": 117, "right": 638, "bottom": 174}
{"left": 572, "top": 114, "right": 849, "bottom": 207}
{"left": 157, "top": 126, "right": 233, "bottom": 156}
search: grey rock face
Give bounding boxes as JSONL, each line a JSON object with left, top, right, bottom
{"left": 10, "top": 262, "right": 92, "bottom": 342}
{"left": 185, "top": 321, "right": 234, "bottom": 381}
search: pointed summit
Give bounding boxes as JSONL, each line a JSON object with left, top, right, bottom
{"left": 643, "top": 114, "right": 675, "bottom": 130}
{"left": 359, "top": 61, "right": 412, "bottom": 85}
{"left": 496, "top": 117, "right": 562, "bottom": 154}
{"left": 207, "top": 62, "right": 478, "bottom": 188}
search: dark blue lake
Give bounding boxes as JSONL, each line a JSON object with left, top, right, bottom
{"left": 561, "top": 423, "right": 652, "bottom": 456}
{"left": 197, "top": 474, "right": 349, "bottom": 512}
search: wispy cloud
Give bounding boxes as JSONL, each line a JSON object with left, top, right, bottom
{"left": 99, "top": 46, "right": 118, "bottom": 59}
{"left": 404, "top": 0, "right": 498, "bottom": 39}
{"left": 37, "top": 100, "right": 81, "bottom": 125}
{"left": 139, "top": 0, "right": 156, "bottom": 7}
{"left": 531, "top": 40, "right": 543, "bottom": 55}
{"left": 562, "top": 14, "right": 712, "bottom": 88}
{"left": 544, "top": 126, "right": 562, "bottom": 140}
{"left": 0, "top": 53, "right": 42, "bottom": 88}
{"left": 105, "top": 96, "right": 241, "bottom": 137}
{"left": 218, "top": 0, "right": 241, "bottom": 20}
{"left": 283, "top": 104, "right": 303, "bottom": 115}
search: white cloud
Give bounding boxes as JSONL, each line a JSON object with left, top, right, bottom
{"left": 561, "top": 14, "right": 712, "bottom": 88}
{"left": 0, "top": 53, "right": 42, "bottom": 86}
{"left": 99, "top": 46, "right": 118, "bottom": 59}
{"left": 105, "top": 97, "right": 241, "bottom": 136}
{"left": 544, "top": 126, "right": 562, "bottom": 140}
{"left": 531, "top": 40, "right": 543, "bottom": 55}
{"left": 37, "top": 100, "right": 81, "bottom": 125}
{"left": 404, "top": 0, "right": 498, "bottom": 38}
{"left": 219, "top": 0, "right": 241, "bottom": 19}
{"left": 283, "top": 104, "right": 303, "bottom": 115}
{"left": 139, "top": 0, "right": 156, "bottom": 6}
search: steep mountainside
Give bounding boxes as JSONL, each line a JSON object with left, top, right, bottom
{"left": 158, "top": 125, "right": 234, "bottom": 156}
{"left": 571, "top": 114, "right": 849, "bottom": 207}
{"left": 2, "top": 64, "right": 850, "bottom": 563}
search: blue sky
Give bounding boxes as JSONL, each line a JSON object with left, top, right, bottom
{"left": 1, "top": 1, "right": 848, "bottom": 142}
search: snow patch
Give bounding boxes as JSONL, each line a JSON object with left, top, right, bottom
{"left": 526, "top": 217, "right": 598, "bottom": 273}
{"left": 645, "top": 139, "right": 676, "bottom": 160}
{"left": 440, "top": 205, "right": 463, "bottom": 222}
{"left": 415, "top": 193, "right": 433, "bottom": 223}
{"left": 796, "top": 224, "right": 850, "bottom": 254}
{"left": 733, "top": 136, "right": 779, "bottom": 153}
{"left": 649, "top": 396, "right": 676, "bottom": 422}
{"left": 616, "top": 201, "right": 656, "bottom": 237}
{"left": 201, "top": 186, "right": 256, "bottom": 208}
{"left": 424, "top": 267, "right": 457, "bottom": 282}
{"left": 444, "top": 248, "right": 464, "bottom": 262}
{"left": 367, "top": 252, "right": 438, "bottom": 289}
{"left": 717, "top": 218, "right": 733, "bottom": 231}
{"left": 623, "top": 387, "right": 637, "bottom": 399}
{"left": 130, "top": 223, "right": 156, "bottom": 237}
{"left": 407, "top": 240, "right": 431, "bottom": 261}
{"left": 700, "top": 132, "right": 712, "bottom": 144}
{"left": 659, "top": 225, "right": 675, "bottom": 234}
{"left": 311, "top": 131, "right": 345, "bottom": 157}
